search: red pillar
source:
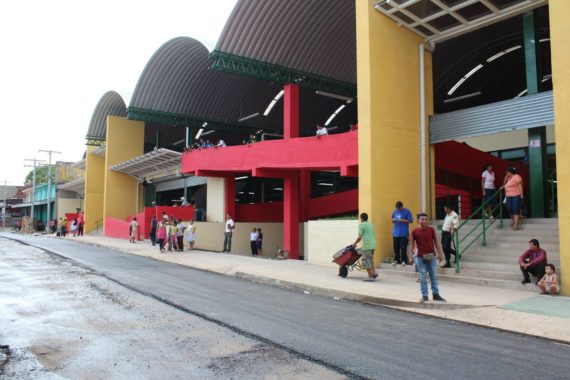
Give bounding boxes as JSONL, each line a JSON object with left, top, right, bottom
{"left": 300, "top": 170, "right": 311, "bottom": 222}
{"left": 283, "top": 84, "right": 299, "bottom": 139}
{"left": 283, "top": 173, "right": 300, "bottom": 259}
{"left": 225, "top": 176, "right": 236, "bottom": 220}
{"left": 283, "top": 83, "right": 300, "bottom": 258}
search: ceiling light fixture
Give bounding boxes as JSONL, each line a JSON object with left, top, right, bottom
{"left": 263, "top": 90, "right": 285, "bottom": 116}
{"left": 315, "top": 90, "right": 353, "bottom": 103}
{"left": 324, "top": 104, "right": 347, "bottom": 126}
{"left": 235, "top": 176, "right": 249, "bottom": 180}
{"left": 238, "top": 112, "right": 260, "bottom": 122}
{"left": 443, "top": 91, "right": 482, "bottom": 103}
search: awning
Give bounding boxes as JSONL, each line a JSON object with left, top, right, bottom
{"left": 58, "top": 177, "right": 86, "bottom": 193}
{"left": 90, "top": 145, "right": 106, "bottom": 156}
{"left": 71, "top": 159, "right": 86, "bottom": 170}
{"left": 110, "top": 148, "right": 182, "bottom": 180}
{"left": 12, "top": 200, "right": 49, "bottom": 209}
{"left": 374, "top": 0, "right": 546, "bottom": 43}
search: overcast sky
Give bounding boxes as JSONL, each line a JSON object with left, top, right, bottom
{"left": 0, "top": 0, "right": 237, "bottom": 185}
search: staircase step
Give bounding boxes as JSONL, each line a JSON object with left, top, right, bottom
{"left": 378, "top": 267, "right": 537, "bottom": 292}
{"left": 380, "top": 263, "right": 523, "bottom": 281}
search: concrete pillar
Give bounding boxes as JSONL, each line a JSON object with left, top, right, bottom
{"left": 549, "top": 0, "right": 570, "bottom": 295}
{"left": 102, "top": 116, "right": 144, "bottom": 235}
{"left": 84, "top": 144, "right": 105, "bottom": 233}
{"left": 300, "top": 170, "right": 311, "bottom": 222}
{"left": 225, "top": 175, "right": 236, "bottom": 220}
{"left": 283, "top": 84, "right": 299, "bottom": 139}
{"left": 356, "top": 1, "right": 433, "bottom": 266}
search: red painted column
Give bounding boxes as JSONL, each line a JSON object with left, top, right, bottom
{"left": 283, "top": 84, "right": 299, "bottom": 139}
{"left": 299, "top": 170, "right": 311, "bottom": 222}
{"left": 225, "top": 176, "right": 236, "bottom": 220}
{"left": 283, "top": 173, "right": 300, "bottom": 259}
{"left": 283, "top": 83, "right": 300, "bottom": 258}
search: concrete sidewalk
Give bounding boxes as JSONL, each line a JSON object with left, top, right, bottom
{"left": 44, "top": 234, "right": 570, "bottom": 343}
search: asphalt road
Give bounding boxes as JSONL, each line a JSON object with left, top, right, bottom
{"left": 3, "top": 233, "right": 570, "bottom": 380}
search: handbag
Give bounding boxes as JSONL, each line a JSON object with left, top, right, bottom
{"left": 422, "top": 253, "right": 435, "bottom": 263}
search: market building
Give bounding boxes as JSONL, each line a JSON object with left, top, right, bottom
{"left": 76, "top": 0, "right": 568, "bottom": 294}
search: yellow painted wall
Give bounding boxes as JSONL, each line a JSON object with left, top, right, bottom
{"left": 356, "top": 1, "right": 433, "bottom": 265}
{"left": 103, "top": 116, "right": 144, "bottom": 233}
{"left": 549, "top": 0, "right": 569, "bottom": 295}
{"left": 306, "top": 219, "right": 359, "bottom": 266}
{"left": 206, "top": 177, "right": 226, "bottom": 222}
{"left": 57, "top": 197, "right": 83, "bottom": 220}
{"left": 84, "top": 145, "right": 105, "bottom": 233}
{"left": 189, "top": 221, "right": 304, "bottom": 258}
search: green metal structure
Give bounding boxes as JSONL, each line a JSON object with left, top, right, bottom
{"left": 209, "top": 50, "right": 357, "bottom": 98}
{"left": 453, "top": 188, "right": 504, "bottom": 273}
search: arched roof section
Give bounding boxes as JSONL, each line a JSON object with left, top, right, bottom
{"left": 214, "top": 0, "right": 356, "bottom": 84}
{"left": 129, "top": 37, "right": 279, "bottom": 126}
{"left": 86, "top": 91, "right": 127, "bottom": 141}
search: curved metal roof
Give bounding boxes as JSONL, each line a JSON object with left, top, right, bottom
{"left": 86, "top": 91, "right": 128, "bottom": 140}
{"left": 129, "top": 37, "right": 357, "bottom": 137}
{"left": 129, "top": 37, "right": 279, "bottom": 127}
{"left": 215, "top": 0, "right": 356, "bottom": 84}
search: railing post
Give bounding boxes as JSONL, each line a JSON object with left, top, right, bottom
{"left": 482, "top": 207, "right": 487, "bottom": 247}
{"left": 499, "top": 189, "right": 504, "bottom": 229}
{"left": 454, "top": 231, "right": 460, "bottom": 274}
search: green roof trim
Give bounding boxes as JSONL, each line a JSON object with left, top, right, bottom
{"left": 209, "top": 50, "right": 356, "bottom": 97}
{"left": 127, "top": 107, "right": 274, "bottom": 134}
{"left": 85, "top": 136, "right": 106, "bottom": 146}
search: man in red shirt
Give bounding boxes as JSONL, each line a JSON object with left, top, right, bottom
{"left": 410, "top": 213, "right": 446, "bottom": 303}
{"left": 519, "top": 239, "right": 547, "bottom": 285}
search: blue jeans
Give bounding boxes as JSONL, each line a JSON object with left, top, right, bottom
{"left": 415, "top": 256, "right": 440, "bottom": 297}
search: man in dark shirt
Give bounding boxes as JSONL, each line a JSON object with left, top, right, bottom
{"left": 519, "top": 239, "right": 547, "bottom": 285}
{"left": 410, "top": 213, "right": 446, "bottom": 303}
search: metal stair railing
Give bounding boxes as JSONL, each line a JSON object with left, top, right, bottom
{"left": 453, "top": 188, "right": 504, "bottom": 273}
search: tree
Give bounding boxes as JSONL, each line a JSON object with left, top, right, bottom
{"left": 24, "top": 165, "right": 56, "bottom": 185}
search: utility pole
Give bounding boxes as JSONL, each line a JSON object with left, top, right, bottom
{"left": 2, "top": 179, "right": 7, "bottom": 230}
{"left": 24, "top": 158, "right": 46, "bottom": 231}
{"left": 39, "top": 149, "right": 61, "bottom": 228}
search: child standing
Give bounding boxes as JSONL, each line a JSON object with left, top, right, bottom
{"left": 538, "top": 264, "right": 559, "bottom": 295}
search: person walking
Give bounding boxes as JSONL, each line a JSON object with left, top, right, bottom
{"left": 70, "top": 218, "right": 78, "bottom": 237}
{"left": 169, "top": 221, "right": 178, "bottom": 251}
{"left": 129, "top": 217, "right": 139, "bottom": 243}
{"left": 77, "top": 211, "right": 85, "bottom": 237}
{"left": 176, "top": 219, "right": 185, "bottom": 251}
{"left": 186, "top": 220, "right": 196, "bottom": 250}
{"left": 481, "top": 163, "right": 496, "bottom": 219}
{"left": 519, "top": 239, "right": 547, "bottom": 285}
{"left": 351, "top": 213, "right": 378, "bottom": 282}
{"left": 391, "top": 201, "right": 413, "bottom": 266}
{"left": 256, "top": 228, "right": 263, "bottom": 256}
{"left": 441, "top": 203, "right": 460, "bottom": 268}
{"left": 149, "top": 215, "right": 157, "bottom": 246}
{"left": 222, "top": 214, "right": 235, "bottom": 253}
{"left": 156, "top": 221, "right": 166, "bottom": 253}
{"left": 249, "top": 227, "right": 259, "bottom": 255}
{"left": 410, "top": 213, "right": 446, "bottom": 302}
{"left": 502, "top": 167, "right": 524, "bottom": 231}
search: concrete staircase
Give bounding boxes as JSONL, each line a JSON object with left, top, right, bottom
{"left": 379, "top": 218, "right": 560, "bottom": 292}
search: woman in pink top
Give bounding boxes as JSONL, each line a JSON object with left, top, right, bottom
{"left": 502, "top": 167, "right": 524, "bottom": 230}
{"left": 156, "top": 221, "right": 167, "bottom": 253}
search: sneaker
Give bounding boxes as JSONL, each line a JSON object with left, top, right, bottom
{"left": 489, "top": 215, "right": 494, "bottom": 219}
{"left": 441, "top": 263, "right": 451, "bottom": 268}
{"left": 373, "top": 273, "right": 379, "bottom": 279}
{"left": 363, "top": 277, "right": 376, "bottom": 282}
{"left": 433, "top": 294, "right": 446, "bottom": 302}
{"left": 401, "top": 262, "right": 407, "bottom": 268}
{"left": 392, "top": 261, "right": 397, "bottom": 267}
{"left": 521, "top": 279, "right": 531, "bottom": 284}
{"left": 420, "top": 296, "right": 428, "bottom": 303}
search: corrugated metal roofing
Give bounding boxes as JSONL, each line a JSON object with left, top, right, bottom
{"left": 129, "top": 37, "right": 358, "bottom": 137}
{"left": 86, "top": 91, "right": 128, "bottom": 139}
{"left": 129, "top": 37, "right": 281, "bottom": 129}
{"left": 215, "top": 0, "right": 356, "bottom": 84}
{"left": 429, "top": 91, "right": 554, "bottom": 143}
